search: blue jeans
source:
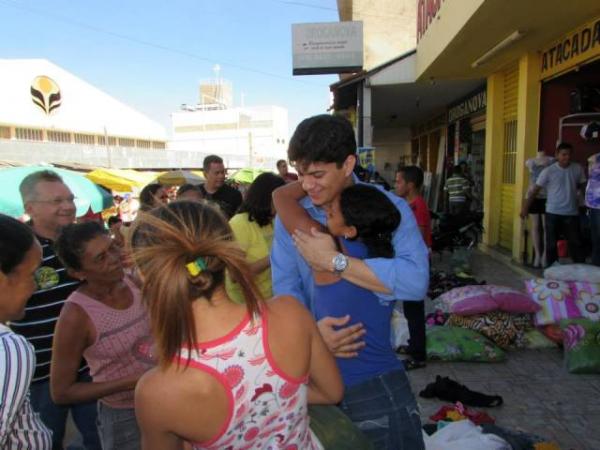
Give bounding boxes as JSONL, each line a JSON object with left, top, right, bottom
{"left": 590, "top": 208, "right": 600, "bottom": 266}
{"left": 97, "top": 403, "right": 140, "bottom": 450}
{"left": 29, "top": 371, "right": 101, "bottom": 450}
{"left": 338, "top": 369, "right": 425, "bottom": 450}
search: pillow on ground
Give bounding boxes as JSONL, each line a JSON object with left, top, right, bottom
{"left": 487, "top": 285, "right": 540, "bottom": 314}
{"left": 522, "top": 329, "right": 557, "bottom": 349}
{"left": 436, "top": 285, "right": 497, "bottom": 316}
{"left": 569, "top": 282, "right": 600, "bottom": 322}
{"left": 544, "top": 264, "right": 600, "bottom": 283}
{"left": 525, "top": 278, "right": 582, "bottom": 326}
{"left": 560, "top": 319, "right": 600, "bottom": 374}
{"left": 426, "top": 326, "right": 505, "bottom": 362}
{"left": 446, "top": 311, "right": 521, "bottom": 349}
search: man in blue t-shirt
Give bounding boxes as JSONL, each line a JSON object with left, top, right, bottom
{"left": 521, "top": 142, "right": 587, "bottom": 267}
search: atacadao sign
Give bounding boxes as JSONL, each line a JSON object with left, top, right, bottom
{"left": 292, "top": 21, "right": 363, "bottom": 75}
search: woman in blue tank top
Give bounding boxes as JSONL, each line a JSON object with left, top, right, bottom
{"left": 275, "top": 182, "right": 425, "bottom": 450}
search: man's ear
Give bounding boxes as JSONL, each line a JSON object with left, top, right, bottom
{"left": 343, "top": 155, "right": 356, "bottom": 177}
{"left": 24, "top": 201, "right": 34, "bottom": 218}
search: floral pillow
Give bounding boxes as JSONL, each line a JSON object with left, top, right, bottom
{"left": 487, "top": 285, "right": 540, "bottom": 313}
{"left": 569, "top": 282, "right": 600, "bottom": 322}
{"left": 426, "top": 326, "right": 505, "bottom": 362}
{"left": 525, "top": 278, "right": 582, "bottom": 326}
{"left": 561, "top": 319, "right": 600, "bottom": 374}
{"left": 436, "top": 285, "right": 497, "bottom": 316}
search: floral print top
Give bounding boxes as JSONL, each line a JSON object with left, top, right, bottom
{"left": 177, "top": 311, "right": 322, "bottom": 450}
{"left": 586, "top": 152, "right": 600, "bottom": 209}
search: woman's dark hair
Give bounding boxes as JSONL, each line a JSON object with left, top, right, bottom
{"left": 130, "top": 201, "right": 262, "bottom": 367}
{"left": 139, "top": 183, "right": 164, "bottom": 211}
{"left": 0, "top": 214, "right": 35, "bottom": 274}
{"left": 55, "top": 222, "right": 107, "bottom": 271}
{"left": 238, "top": 173, "right": 285, "bottom": 226}
{"left": 176, "top": 183, "right": 201, "bottom": 198}
{"left": 340, "top": 185, "right": 400, "bottom": 258}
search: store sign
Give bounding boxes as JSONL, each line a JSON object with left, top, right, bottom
{"left": 417, "top": 0, "right": 447, "bottom": 42}
{"left": 448, "top": 89, "right": 487, "bottom": 122}
{"left": 292, "top": 22, "right": 363, "bottom": 75}
{"left": 541, "top": 17, "right": 600, "bottom": 79}
{"left": 31, "top": 76, "right": 61, "bottom": 115}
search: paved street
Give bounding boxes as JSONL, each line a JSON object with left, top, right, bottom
{"left": 408, "top": 249, "right": 600, "bottom": 450}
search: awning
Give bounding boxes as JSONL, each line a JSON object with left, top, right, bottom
{"left": 86, "top": 168, "right": 156, "bottom": 192}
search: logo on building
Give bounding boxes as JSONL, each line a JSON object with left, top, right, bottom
{"left": 31, "top": 76, "right": 62, "bottom": 115}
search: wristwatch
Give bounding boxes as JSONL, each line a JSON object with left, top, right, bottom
{"left": 332, "top": 253, "right": 349, "bottom": 274}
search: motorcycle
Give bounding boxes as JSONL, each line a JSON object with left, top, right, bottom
{"left": 431, "top": 211, "right": 484, "bottom": 255}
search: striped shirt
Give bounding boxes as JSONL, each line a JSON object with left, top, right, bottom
{"left": 9, "top": 234, "right": 84, "bottom": 382}
{"left": 444, "top": 175, "right": 470, "bottom": 203}
{"left": 0, "top": 323, "right": 52, "bottom": 448}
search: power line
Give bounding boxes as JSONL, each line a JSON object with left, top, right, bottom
{"left": 270, "top": 0, "right": 405, "bottom": 20}
{"left": 0, "top": 0, "right": 329, "bottom": 86}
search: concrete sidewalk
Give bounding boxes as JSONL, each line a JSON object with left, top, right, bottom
{"left": 408, "top": 249, "right": 600, "bottom": 450}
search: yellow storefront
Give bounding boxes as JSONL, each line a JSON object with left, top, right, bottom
{"left": 416, "top": 0, "right": 600, "bottom": 261}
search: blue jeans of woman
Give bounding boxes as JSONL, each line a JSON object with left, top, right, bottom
{"left": 97, "top": 402, "right": 140, "bottom": 450}
{"left": 338, "top": 369, "right": 424, "bottom": 450}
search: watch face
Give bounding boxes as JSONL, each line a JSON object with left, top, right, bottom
{"left": 333, "top": 253, "right": 348, "bottom": 272}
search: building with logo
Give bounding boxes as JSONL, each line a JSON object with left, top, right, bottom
{"left": 0, "top": 59, "right": 169, "bottom": 168}
{"left": 170, "top": 79, "right": 289, "bottom": 169}
{"left": 416, "top": 0, "right": 600, "bottom": 260}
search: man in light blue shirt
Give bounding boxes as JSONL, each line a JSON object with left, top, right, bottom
{"left": 271, "top": 114, "right": 429, "bottom": 358}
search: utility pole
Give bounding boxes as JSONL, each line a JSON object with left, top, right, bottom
{"left": 248, "top": 131, "right": 253, "bottom": 168}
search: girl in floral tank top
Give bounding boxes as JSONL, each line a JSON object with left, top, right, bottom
{"left": 130, "top": 201, "right": 343, "bottom": 450}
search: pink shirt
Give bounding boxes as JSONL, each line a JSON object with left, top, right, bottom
{"left": 66, "top": 278, "right": 155, "bottom": 408}
{"left": 177, "top": 309, "right": 322, "bottom": 450}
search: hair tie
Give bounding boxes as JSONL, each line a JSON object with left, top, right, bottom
{"left": 186, "top": 257, "right": 207, "bottom": 276}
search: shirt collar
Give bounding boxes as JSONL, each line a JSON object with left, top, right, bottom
{"left": 0, "top": 323, "right": 12, "bottom": 333}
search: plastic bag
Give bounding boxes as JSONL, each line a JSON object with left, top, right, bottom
{"left": 544, "top": 264, "right": 600, "bottom": 283}
{"left": 423, "top": 420, "right": 511, "bottom": 450}
{"left": 390, "top": 307, "right": 409, "bottom": 349}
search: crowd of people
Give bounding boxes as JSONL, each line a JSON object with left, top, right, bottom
{"left": 2, "top": 113, "right": 597, "bottom": 449}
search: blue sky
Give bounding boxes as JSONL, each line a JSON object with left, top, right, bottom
{"left": 0, "top": 0, "right": 340, "bottom": 135}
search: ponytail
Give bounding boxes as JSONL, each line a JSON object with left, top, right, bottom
{"left": 130, "top": 201, "right": 262, "bottom": 367}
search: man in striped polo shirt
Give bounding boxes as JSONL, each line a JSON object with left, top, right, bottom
{"left": 11, "top": 170, "right": 100, "bottom": 450}
{"left": 444, "top": 165, "right": 471, "bottom": 216}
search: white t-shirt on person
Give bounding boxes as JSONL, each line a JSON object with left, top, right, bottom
{"left": 536, "top": 162, "right": 586, "bottom": 216}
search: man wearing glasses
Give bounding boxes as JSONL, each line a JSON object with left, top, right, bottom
{"left": 11, "top": 170, "right": 100, "bottom": 450}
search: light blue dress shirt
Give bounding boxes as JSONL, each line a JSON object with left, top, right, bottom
{"left": 270, "top": 179, "right": 430, "bottom": 313}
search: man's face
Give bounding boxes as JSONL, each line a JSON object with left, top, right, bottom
{"left": 297, "top": 155, "right": 355, "bottom": 207}
{"left": 395, "top": 172, "right": 409, "bottom": 198}
{"left": 277, "top": 162, "right": 289, "bottom": 176}
{"left": 25, "top": 181, "right": 76, "bottom": 231}
{"left": 556, "top": 149, "right": 571, "bottom": 166}
{"left": 205, "top": 162, "right": 226, "bottom": 188}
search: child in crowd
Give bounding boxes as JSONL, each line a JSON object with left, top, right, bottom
{"left": 52, "top": 222, "right": 155, "bottom": 450}
{"left": 274, "top": 182, "right": 425, "bottom": 450}
{"left": 129, "top": 201, "right": 342, "bottom": 449}
{"left": 395, "top": 166, "right": 430, "bottom": 369}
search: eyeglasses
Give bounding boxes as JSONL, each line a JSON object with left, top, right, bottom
{"left": 31, "top": 195, "right": 76, "bottom": 206}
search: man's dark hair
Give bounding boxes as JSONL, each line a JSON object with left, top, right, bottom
{"left": 288, "top": 114, "right": 356, "bottom": 169}
{"left": 203, "top": 154, "right": 224, "bottom": 173}
{"left": 238, "top": 173, "right": 285, "bottom": 227}
{"left": 177, "top": 183, "right": 201, "bottom": 198}
{"left": 276, "top": 159, "right": 287, "bottom": 168}
{"left": 452, "top": 165, "right": 463, "bottom": 176}
{"left": 55, "top": 222, "right": 107, "bottom": 271}
{"left": 340, "top": 184, "right": 400, "bottom": 258}
{"left": 0, "top": 214, "right": 35, "bottom": 274}
{"left": 556, "top": 142, "right": 573, "bottom": 152}
{"left": 107, "top": 215, "right": 122, "bottom": 227}
{"left": 397, "top": 165, "right": 424, "bottom": 189}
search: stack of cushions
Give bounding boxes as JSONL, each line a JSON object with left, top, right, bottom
{"left": 525, "top": 270, "right": 600, "bottom": 374}
{"left": 433, "top": 285, "right": 539, "bottom": 349}
{"left": 426, "top": 326, "right": 505, "bottom": 362}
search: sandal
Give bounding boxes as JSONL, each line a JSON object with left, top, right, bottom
{"left": 403, "top": 359, "right": 427, "bottom": 371}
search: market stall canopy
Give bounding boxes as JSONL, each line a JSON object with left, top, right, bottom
{"left": 86, "top": 168, "right": 156, "bottom": 192}
{"left": 0, "top": 165, "right": 113, "bottom": 217}
{"left": 155, "top": 169, "right": 204, "bottom": 186}
{"left": 230, "top": 168, "right": 271, "bottom": 184}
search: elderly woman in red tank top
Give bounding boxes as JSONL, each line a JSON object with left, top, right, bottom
{"left": 50, "top": 222, "right": 154, "bottom": 450}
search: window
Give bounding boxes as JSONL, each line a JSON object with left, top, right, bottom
{"left": 74, "top": 133, "right": 95, "bottom": 145}
{"left": 118, "top": 137, "right": 135, "bottom": 147}
{"left": 47, "top": 130, "right": 71, "bottom": 143}
{"left": 136, "top": 139, "right": 151, "bottom": 149}
{"left": 15, "top": 128, "right": 43, "bottom": 141}
{"left": 0, "top": 126, "right": 11, "bottom": 139}
{"left": 152, "top": 141, "right": 166, "bottom": 149}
